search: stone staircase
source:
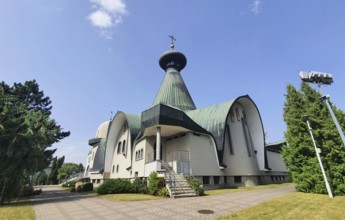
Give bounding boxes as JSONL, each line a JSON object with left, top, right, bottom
{"left": 162, "top": 162, "right": 197, "bottom": 198}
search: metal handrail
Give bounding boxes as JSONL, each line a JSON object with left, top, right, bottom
{"left": 160, "top": 160, "right": 187, "bottom": 198}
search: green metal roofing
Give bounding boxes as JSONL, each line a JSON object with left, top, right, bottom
{"left": 123, "top": 113, "right": 141, "bottom": 142}
{"left": 153, "top": 50, "right": 196, "bottom": 111}
{"left": 186, "top": 100, "right": 235, "bottom": 151}
{"left": 143, "top": 103, "right": 208, "bottom": 132}
{"left": 152, "top": 68, "right": 196, "bottom": 111}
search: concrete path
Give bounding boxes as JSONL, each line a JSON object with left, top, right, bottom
{"left": 32, "top": 185, "right": 295, "bottom": 220}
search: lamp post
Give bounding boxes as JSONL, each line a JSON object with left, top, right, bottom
{"left": 299, "top": 71, "right": 345, "bottom": 147}
{"left": 303, "top": 115, "right": 333, "bottom": 198}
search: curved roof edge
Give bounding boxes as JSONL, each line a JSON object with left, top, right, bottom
{"left": 109, "top": 111, "right": 141, "bottom": 142}
{"left": 186, "top": 95, "right": 263, "bottom": 164}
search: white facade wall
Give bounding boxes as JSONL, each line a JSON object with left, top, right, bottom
{"left": 188, "top": 133, "right": 223, "bottom": 176}
{"left": 267, "top": 151, "right": 288, "bottom": 172}
{"left": 132, "top": 139, "right": 146, "bottom": 177}
{"left": 222, "top": 103, "right": 260, "bottom": 176}
{"left": 110, "top": 128, "right": 131, "bottom": 179}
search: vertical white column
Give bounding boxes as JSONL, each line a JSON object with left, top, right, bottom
{"left": 156, "top": 127, "right": 161, "bottom": 161}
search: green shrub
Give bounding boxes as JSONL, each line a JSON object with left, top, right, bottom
{"left": 96, "top": 179, "right": 133, "bottom": 195}
{"left": 132, "top": 178, "right": 148, "bottom": 194}
{"left": 70, "top": 186, "right": 76, "bottom": 192}
{"left": 186, "top": 176, "right": 204, "bottom": 196}
{"left": 22, "top": 184, "right": 42, "bottom": 196}
{"left": 157, "top": 187, "right": 169, "bottom": 197}
{"left": 148, "top": 172, "right": 159, "bottom": 195}
{"left": 82, "top": 182, "right": 93, "bottom": 192}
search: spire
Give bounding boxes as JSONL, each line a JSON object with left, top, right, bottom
{"left": 152, "top": 38, "right": 196, "bottom": 111}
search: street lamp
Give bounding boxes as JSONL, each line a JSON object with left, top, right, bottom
{"left": 299, "top": 71, "right": 345, "bottom": 147}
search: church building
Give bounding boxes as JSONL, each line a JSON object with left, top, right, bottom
{"left": 84, "top": 41, "right": 288, "bottom": 190}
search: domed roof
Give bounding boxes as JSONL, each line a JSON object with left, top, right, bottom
{"left": 159, "top": 50, "right": 187, "bottom": 72}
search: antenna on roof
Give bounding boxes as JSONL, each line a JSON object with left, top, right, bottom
{"left": 169, "top": 35, "right": 176, "bottom": 50}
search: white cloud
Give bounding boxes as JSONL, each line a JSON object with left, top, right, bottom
{"left": 88, "top": 10, "right": 113, "bottom": 28}
{"left": 88, "top": 0, "right": 128, "bottom": 38}
{"left": 91, "top": 0, "right": 127, "bottom": 14}
{"left": 251, "top": 0, "right": 262, "bottom": 15}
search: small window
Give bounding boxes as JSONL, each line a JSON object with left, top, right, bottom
{"left": 224, "top": 176, "right": 228, "bottom": 184}
{"left": 117, "top": 142, "right": 121, "bottom": 154}
{"left": 140, "top": 149, "right": 143, "bottom": 159}
{"left": 214, "top": 176, "right": 220, "bottom": 184}
{"left": 135, "top": 172, "right": 138, "bottom": 178}
{"left": 234, "top": 176, "right": 242, "bottom": 183}
{"left": 116, "top": 165, "right": 119, "bottom": 173}
{"left": 203, "top": 176, "right": 210, "bottom": 185}
{"left": 97, "top": 179, "right": 100, "bottom": 184}
{"left": 136, "top": 151, "right": 138, "bottom": 160}
{"left": 112, "top": 165, "right": 115, "bottom": 173}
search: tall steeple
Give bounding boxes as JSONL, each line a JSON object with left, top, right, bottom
{"left": 152, "top": 37, "right": 196, "bottom": 111}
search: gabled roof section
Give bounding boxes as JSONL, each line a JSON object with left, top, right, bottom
{"left": 152, "top": 50, "right": 196, "bottom": 111}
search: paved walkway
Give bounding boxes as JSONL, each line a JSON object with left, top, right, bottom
{"left": 32, "top": 185, "right": 295, "bottom": 220}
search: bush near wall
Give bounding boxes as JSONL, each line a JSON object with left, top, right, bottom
{"left": 96, "top": 179, "right": 134, "bottom": 195}
{"left": 186, "top": 176, "right": 204, "bottom": 196}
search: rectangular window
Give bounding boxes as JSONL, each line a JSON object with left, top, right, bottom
{"left": 116, "top": 165, "right": 119, "bottom": 173}
{"left": 203, "top": 176, "right": 210, "bottom": 185}
{"left": 213, "top": 176, "right": 220, "bottom": 185}
{"left": 112, "top": 165, "right": 115, "bottom": 173}
{"left": 224, "top": 176, "right": 228, "bottom": 184}
{"left": 117, "top": 142, "right": 121, "bottom": 154}
{"left": 241, "top": 118, "right": 252, "bottom": 157}
{"left": 234, "top": 176, "right": 242, "bottom": 183}
{"left": 122, "top": 140, "right": 126, "bottom": 155}
{"left": 226, "top": 125, "right": 234, "bottom": 155}
{"left": 97, "top": 179, "right": 100, "bottom": 184}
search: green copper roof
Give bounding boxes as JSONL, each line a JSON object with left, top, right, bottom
{"left": 186, "top": 100, "right": 235, "bottom": 151}
{"left": 152, "top": 69, "right": 196, "bottom": 111}
{"left": 124, "top": 113, "right": 141, "bottom": 141}
{"left": 152, "top": 50, "right": 196, "bottom": 111}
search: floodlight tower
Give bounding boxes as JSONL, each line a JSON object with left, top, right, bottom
{"left": 303, "top": 115, "right": 333, "bottom": 198}
{"left": 299, "top": 71, "right": 345, "bottom": 147}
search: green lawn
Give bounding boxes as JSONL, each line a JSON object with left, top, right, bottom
{"left": 0, "top": 200, "right": 35, "bottom": 220}
{"left": 218, "top": 192, "right": 345, "bottom": 220}
{"left": 205, "top": 183, "right": 293, "bottom": 196}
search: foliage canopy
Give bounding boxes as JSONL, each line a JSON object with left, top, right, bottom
{"left": 0, "top": 80, "right": 70, "bottom": 204}
{"left": 282, "top": 82, "right": 345, "bottom": 195}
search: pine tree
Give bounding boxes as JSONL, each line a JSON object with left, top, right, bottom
{"left": 282, "top": 82, "right": 345, "bottom": 195}
{"left": 0, "top": 80, "right": 70, "bottom": 204}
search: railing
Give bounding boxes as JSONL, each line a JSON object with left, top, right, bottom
{"left": 60, "top": 172, "right": 85, "bottom": 184}
{"left": 184, "top": 174, "right": 201, "bottom": 195}
{"left": 160, "top": 160, "right": 187, "bottom": 198}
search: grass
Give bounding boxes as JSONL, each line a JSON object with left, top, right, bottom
{"left": 0, "top": 200, "right": 35, "bottom": 220}
{"left": 101, "top": 193, "right": 167, "bottom": 201}
{"left": 205, "top": 183, "right": 293, "bottom": 196}
{"left": 218, "top": 192, "right": 345, "bottom": 220}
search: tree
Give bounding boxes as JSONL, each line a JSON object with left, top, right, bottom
{"left": 282, "top": 82, "right": 345, "bottom": 195}
{"left": 48, "top": 156, "right": 65, "bottom": 184}
{"left": 0, "top": 80, "right": 70, "bottom": 204}
{"left": 57, "top": 163, "right": 80, "bottom": 181}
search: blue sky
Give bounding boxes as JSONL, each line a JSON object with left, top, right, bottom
{"left": 1, "top": 0, "right": 345, "bottom": 165}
